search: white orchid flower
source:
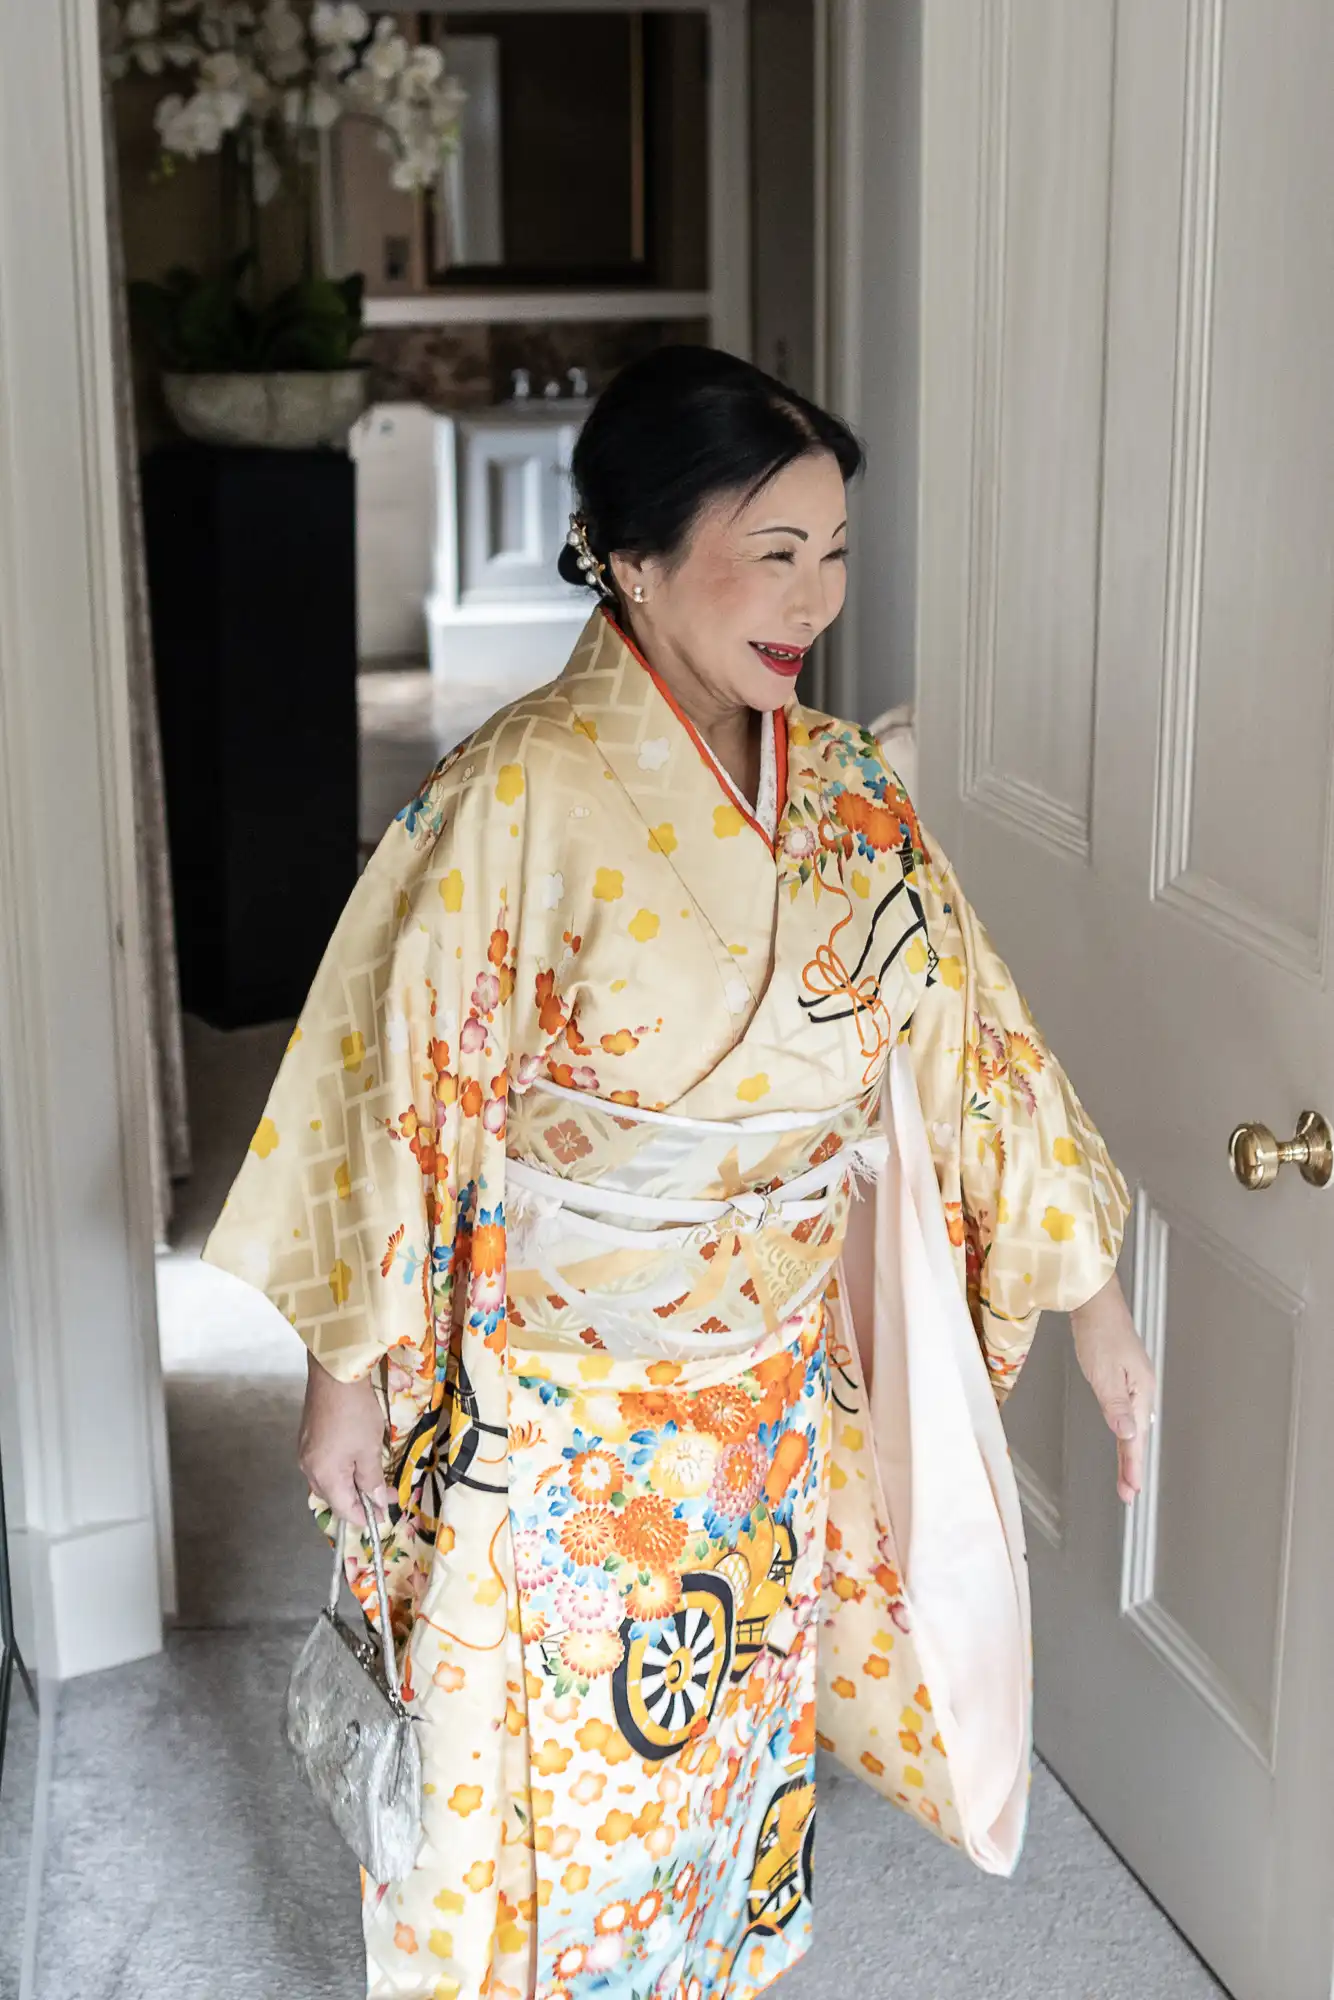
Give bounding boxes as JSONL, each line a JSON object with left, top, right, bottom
{"left": 305, "top": 82, "right": 342, "bottom": 130}
{"left": 312, "top": 1, "right": 368, "bottom": 45}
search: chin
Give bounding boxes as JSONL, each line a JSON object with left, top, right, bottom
{"left": 739, "top": 661, "right": 803, "bottom": 710}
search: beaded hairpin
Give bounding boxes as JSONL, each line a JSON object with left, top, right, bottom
{"left": 566, "top": 514, "right": 612, "bottom": 599}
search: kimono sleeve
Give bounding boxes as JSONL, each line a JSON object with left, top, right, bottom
{"left": 201, "top": 755, "right": 524, "bottom": 1389}
{"left": 903, "top": 819, "right": 1132, "bottom": 1405}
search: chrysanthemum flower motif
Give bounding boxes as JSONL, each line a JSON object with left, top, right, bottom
{"left": 568, "top": 1448, "right": 626, "bottom": 1505}
{"left": 690, "top": 1383, "right": 759, "bottom": 1441}
{"left": 648, "top": 1429, "right": 720, "bottom": 1499}
{"left": 553, "top": 1945, "right": 587, "bottom": 1981}
{"left": 559, "top": 1507, "right": 618, "bottom": 1569}
{"left": 555, "top": 1572, "right": 623, "bottom": 1633}
{"left": 623, "top": 1568, "right": 683, "bottom": 1623}
{"left": 511, "top": 1527, "right": 555, "bottom": 1592}
{"left": 783, "top": 824, "right": 818, "bottom": 859}
{"left": 558, "top": 1627, "right": 624, "bottom": 1678}
{"left": 706, "top": 1438, "right": 768, "bottom": 1519}
{"left": 614, "top": 1493, "right": 688, "bottom": 1568}
{"left": 594, "top": 1900, "right": 631, "bottom": 1936}
{"left": 632, "top": 1890, "right": 664, "bottom": 1929}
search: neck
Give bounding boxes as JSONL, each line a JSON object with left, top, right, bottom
{"left": 619, "top": 608, "right": 761, "bottom": 799}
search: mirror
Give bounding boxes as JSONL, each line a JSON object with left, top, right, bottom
{"left": 422, "top": 9, "right": 709, "bottom": 288}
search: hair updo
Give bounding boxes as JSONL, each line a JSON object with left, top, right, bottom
{"left": 556, "top": 345, "right": 865, "bottom": 598}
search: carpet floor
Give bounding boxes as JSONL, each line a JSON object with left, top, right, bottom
{"left": 24, "top": 707, "right": 1230, "bottom": 1997}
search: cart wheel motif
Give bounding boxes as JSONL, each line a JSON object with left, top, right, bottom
{"left": 612, "top": 1571, "right": 735, "bottom": 1759}
{"left": 744, "top": 1774, "right": 817, "bottom": 1933}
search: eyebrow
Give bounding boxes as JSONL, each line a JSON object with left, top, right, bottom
{"left": 746, "top": 521, "right": 848, "bottom": 540}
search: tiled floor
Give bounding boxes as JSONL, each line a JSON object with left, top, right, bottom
{"left": 357, "top": 660, "right": 542, "bottom": 857}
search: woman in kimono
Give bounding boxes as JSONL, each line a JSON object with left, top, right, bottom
{"left": 204, "top": 346, "right": 1155, "bottom": 2000}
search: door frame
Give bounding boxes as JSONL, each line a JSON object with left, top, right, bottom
{"left": 813, "top": 0, "right": 924, "bottom": 725}
{"left": 0, "top": 0, "right": 171, "bottom": 1678}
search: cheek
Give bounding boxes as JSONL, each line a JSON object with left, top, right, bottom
{"left": 684, "top": 558, "right": 764, "bottom": 634}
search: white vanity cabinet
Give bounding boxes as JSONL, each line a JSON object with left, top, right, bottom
{"left": 428, "top": 401, "right": 593, "bottom": 691}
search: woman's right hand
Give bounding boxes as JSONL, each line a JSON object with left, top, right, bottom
{"left": 298, "top": 1352, "right": 397, "bottom": 1528}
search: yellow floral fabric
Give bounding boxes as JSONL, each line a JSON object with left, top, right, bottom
{"left": 904, "top": 826, "right": 1131, "bottom": 1403}
{"left": 203, "top": 608, "right": 1128, "bottom": 1999}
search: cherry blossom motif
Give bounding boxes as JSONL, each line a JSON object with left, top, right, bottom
{"left": 460, "top": 1016, "right": 488, "bottom": 1054}
{"left": 586, "top": 1932, "right": 625, "bottom": 1973}
{"left": 545, "top": 1119, "right": 594, "bottom": 1165}
{"left": 472, "top": 969, "right": 502, "bottom": 1013}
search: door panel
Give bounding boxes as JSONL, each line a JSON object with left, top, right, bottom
{"left": 918, "top": 5, "right": 1334, "bottom": 1995}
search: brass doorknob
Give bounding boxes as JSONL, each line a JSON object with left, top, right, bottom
{"left": 1228, "top": 1111, "right": 1333, "bottom": 1190}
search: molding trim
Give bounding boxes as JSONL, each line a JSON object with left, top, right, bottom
{"left": 958, "top": 0, "right": 1095, "bottom": 863}
{"left": 0, "top": 0, "right": 166, "bottom": 1675}
{"left": 1122, "top": 1187, "right": 1302, "bottom": 1773}
{"left": 1149, "top": 0, "right": 1327, "bottom": 977}
{"left": 364, "top": 290, "right": 714, "bottom": 328}
{"left": 811, "top": 0, "right": 867, "bottom": 717}
{"left": 1012, "top": 1450, "right": 1063, "bottom": 1550}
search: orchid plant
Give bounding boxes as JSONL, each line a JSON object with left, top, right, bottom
{"left": 104, "top": 2, "right": 466, "bottom": 210}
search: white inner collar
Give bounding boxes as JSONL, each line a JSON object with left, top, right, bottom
{"left": 701, "top": 709, "right": 778, "bottom": 842}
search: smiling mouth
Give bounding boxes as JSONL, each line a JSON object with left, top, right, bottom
{"left": 749, "top": 640, "right": 808, "bottom": 676}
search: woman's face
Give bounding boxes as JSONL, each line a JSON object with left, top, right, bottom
{"left": 610, "top": 448, "right": 849, "bottom": 717}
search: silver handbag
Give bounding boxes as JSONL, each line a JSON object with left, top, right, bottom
{"left": 282, "top": 1484, "right": 424, "bottom": 1883}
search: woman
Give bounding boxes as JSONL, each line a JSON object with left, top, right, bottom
{"left": 204, "top": 346, "right": 1154, "bottom": 2000}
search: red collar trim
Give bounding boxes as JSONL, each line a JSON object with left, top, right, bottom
{"left": 600, "top": 607, "right": 786, "bottom": 854}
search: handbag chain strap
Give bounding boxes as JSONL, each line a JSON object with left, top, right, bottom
{"left": 328, "top": 1482, "right": 407, "bottom": 1709}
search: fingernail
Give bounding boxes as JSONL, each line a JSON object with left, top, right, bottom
{"left": 1116, "top": 1416, "right": 1136, "bottom": 1439}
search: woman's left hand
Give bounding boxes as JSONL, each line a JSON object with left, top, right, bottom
{"left": 1069, "top": 1273, "right": 1157, "bottom": 1504}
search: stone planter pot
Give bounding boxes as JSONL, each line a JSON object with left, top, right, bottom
{"left": 162, "top": 368, "right": 369, "bottom": 450}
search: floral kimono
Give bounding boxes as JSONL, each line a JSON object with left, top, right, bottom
{"left": 203, "top": 607, "right": 1130, "bottom": 2000}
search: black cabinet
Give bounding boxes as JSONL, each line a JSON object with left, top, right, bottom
{"left": 141, "top": 444, "right": 359, "bottom": 1027}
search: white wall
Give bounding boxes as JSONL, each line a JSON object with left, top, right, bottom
{"left": 0, "top": 0, "right": 165, "bottom": 1680}
{"left": 826, "top": 0, "right": 923, "bottom": 723}
{"left": 351, "top": 403, "right": 438, "bottom": 661}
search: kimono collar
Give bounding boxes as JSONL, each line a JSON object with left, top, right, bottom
{"left": 557, "top": 608, "right": 791, "bottom": 854}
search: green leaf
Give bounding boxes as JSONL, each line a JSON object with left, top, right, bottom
{"left": 129, "top": 256, "right": 368, "bottom": 374}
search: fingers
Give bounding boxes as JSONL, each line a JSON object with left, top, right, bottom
{"left": 304, "top": 1458, "right": 396, "bottom": 1530}
{"left": 1116, "top": 1429, "right": 1146, "bottom": 1504}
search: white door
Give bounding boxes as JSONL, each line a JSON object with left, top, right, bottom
{"left": 914, "top": 6, "right": 1334, "bottom": 1997}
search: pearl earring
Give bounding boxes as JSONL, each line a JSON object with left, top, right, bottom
{"left": 631, "top": 584, "right": 647, "bottom": 603}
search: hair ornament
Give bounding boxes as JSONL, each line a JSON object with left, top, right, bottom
{"left": 566, "top": 513, "right": 612, "bottom": 598}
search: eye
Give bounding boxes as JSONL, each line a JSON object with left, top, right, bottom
{"left": 824, "top": 547, "right": 849, "bottom": 563}
{"left": 763, "top": 548, "right": 797, "bottom": 563}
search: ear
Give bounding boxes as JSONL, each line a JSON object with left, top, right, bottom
{"left": 607, "top": 549, "right": 656, "bottom": 601}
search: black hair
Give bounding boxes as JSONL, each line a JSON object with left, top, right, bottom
{"left": 557, "top": 344, "right": 865, "bottom": 597}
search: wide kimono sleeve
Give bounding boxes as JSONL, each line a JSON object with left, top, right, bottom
{"left": 201, "top": 739, "right": 561, "bottom": 1607}
{"left": 902, "top": 818, "right": 1132, "bottom": 1406}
